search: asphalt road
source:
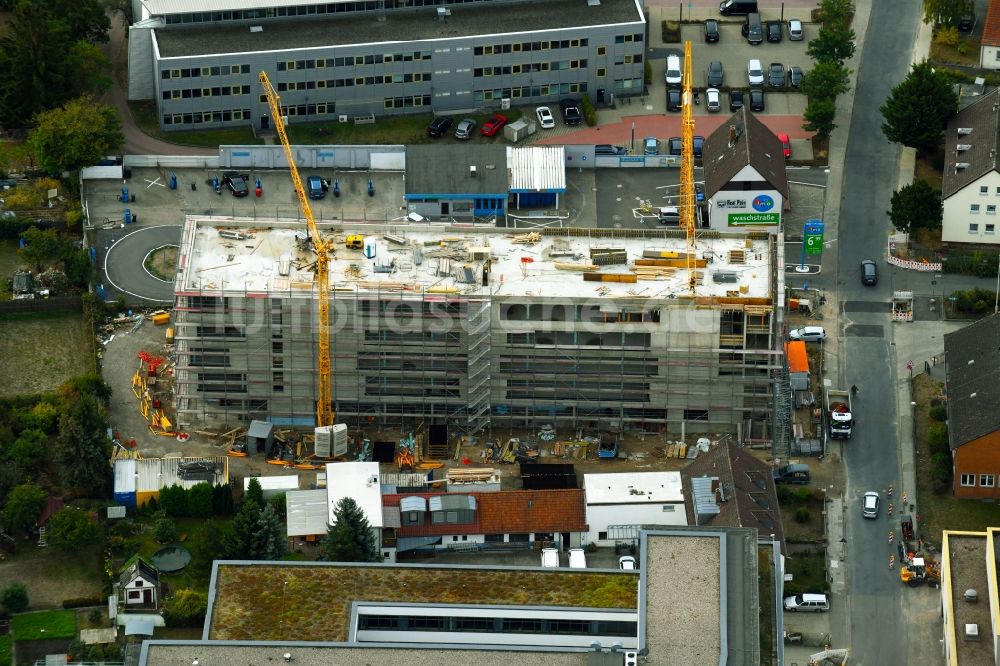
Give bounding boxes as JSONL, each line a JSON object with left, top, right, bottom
{"left": 101, "top": 225, "right": 182, "bottom": 304}
{"left": 833, "top": 0, "right": 923, "bottom": 664}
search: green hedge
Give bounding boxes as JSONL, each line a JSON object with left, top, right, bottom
{"left": 61, "top": 596, "right": 102, "bottom": 609}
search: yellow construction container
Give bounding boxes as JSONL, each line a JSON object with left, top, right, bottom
{"left": 346, "top": 235, "right": 364, "bottom": 249}
{"left": 151, "top": 311, "right": 171, "bottom": 326}
{"left": 136, "top": 490, "right": 160, "bottom": 508}
{"left": 165, "top": 327, "right": 174, "bottom": 344}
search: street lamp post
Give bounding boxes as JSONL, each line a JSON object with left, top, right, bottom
{"left": 994, "top": 252, "right": 999, "bottom": 313}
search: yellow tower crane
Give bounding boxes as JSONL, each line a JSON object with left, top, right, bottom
{"left": 679, "top": 40, "right": 698, "bottom": 293}
{"left": 259, "top": 71, "right": 334, "bottom": 427}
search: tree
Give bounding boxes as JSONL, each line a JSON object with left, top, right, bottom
{"left": 881, "top": 61, "right": 959, "bottom": 151}
{"left": 45, "top": 0, "right": 112, "bottom": 43}
{"left": 159, "top": 484, "right": 188, "bottom": 518}
{"left": 803, "top": 98, "right": 838, "bottom": 137}
{"left": 244, "top": 478, "right": 265, "bottom": 507}
{"left": 1, "top": 582, "right": 29, "bottom": 613}
{"left": 211, "top": 483, "right": 234, "bottom": 516}
{"left": 5, "top": 429, "right": 47, "bottom": 474}
{"left": 801, "top": 62, "right": 850, "bottom": 100}
{"left": 251, "top": 503, "right": 287, "bottom": 560}
{"left": 924, "top": 0, "right": 973, "bottom": 26}
{"left": 320, "top": 497, "right": 379, "bottom": 563}
{"left": 0, "top": 2, "right": 72, "bottom": 127}
{"left": 3, "top": 483, "right": 47, "bottom": 533}
{"left": 62, "top": 247, "right": 94, "bottom": 289}
{"left": 55, "top": 394, "right": 111, "bottom": 497}
{"left": 888, "top": 180, "right": 942, "bottom": 233}
{"left": 46, "top": 507, "right": 101, "bottom": 551}
{"left": 28, "top": 96, "right": 123, "bottom": 174}
{"left": 224, "top": 488, "right": 262, "bottom": 559}
{"left": 816, "top": 0, "right": 854, "bottom": 27}
{"left": 806, "top": 24, "right": 856, "bottom": 64}
{"left": 189, "top": 520, "right": 229, "bottom": 583}
{"left": 153, "top": 518, "right": 178, "bottom": 544}
{"left": 18, "top": 227, "right": 62, "bottom": 271}
{"left": 67, "top": 41, "right": 112, "bottom": 97}
{"left": 186, "top": 483, "right": 214, "bottom": 518}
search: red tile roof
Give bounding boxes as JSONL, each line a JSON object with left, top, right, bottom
{"left": 382, "top": 489, "right": 587, "bottom": 537}
{"left": 478, "top": 489, "right": 587, "bottom": 534}
{"left": 985, "top": 0, "right": 1000, "bottom": 46}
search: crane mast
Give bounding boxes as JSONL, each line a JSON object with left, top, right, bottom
{"left": 258, "top": 71, "right": 334, "bottom": 427}
{"left": 680, "top": 40, "right": 698, "bottom": 294}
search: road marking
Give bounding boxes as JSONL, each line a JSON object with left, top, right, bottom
{"left": 144, "top": 177, "right": 164, "bottom": 189}
{"left": 784, "top": 263, "right": 821, "bottom": 274}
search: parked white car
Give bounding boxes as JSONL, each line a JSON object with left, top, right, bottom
{"left": 705, "top": 88, "right": 721, "bottom": 112}
{"left": 536, "top": 106, "right": 555, "bottom": 129}
{"left": 747, "top": 58, "right": 764, "bottom": 87}
{"left": 788, "top": 326, "right": 827, "bottom": 343}
{"left": 618, "top": 556, "right": 637, "bottom": 570}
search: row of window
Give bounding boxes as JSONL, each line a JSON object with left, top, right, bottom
{"left": 357, "top": 614, "right": 637, "bottom": 636}
{"left": 275, "top": 73, "right": 431, "bottom": 92}
{"left": 278, "top": 53, "right": 432, "bottom": 70}
{"left": 383, "top": 94, "right": 433, "bottom": 109}
{"left": 960, "top": 473, "right": 996, "bottom": 488}
{"left": 162, "top": 65, "right": 250, "bottom": 79}
{"left": 164, "top": 2, "right": 383, "bottom": 23}
{"left": 474, "top": 60, "right": 592, "bottom": 77}
{"left": 501, "top": 304, "right": 661, "bottom": 322}
{"left": 968, "top": 222, "right": 996, "bottom": 234}
{"left": 977, "top": 185, "right": 1000, "bottom": 195}
{"left": 473, "top": 38, "right": 593, "bottom": 56}
{"left": 969, "top": 204, "right": 998, "bottom": 214}
{"left": 163, "top": 109, "right": 251, "bottom": 126}
{"left": 162, "top": 85, "right": 251, "bottom": 100}
{"left": 473, "top": 82, "right": 587, "bottom": 103}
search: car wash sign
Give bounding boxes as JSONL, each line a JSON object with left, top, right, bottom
{"left": 719, "top": 192, "right": 780, "bottom": 226}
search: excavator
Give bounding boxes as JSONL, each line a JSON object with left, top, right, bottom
{"left": 900, "top": 555, "right": 941, "bottom": 588}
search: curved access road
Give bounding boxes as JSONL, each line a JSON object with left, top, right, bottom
{"left": 103, "top": 225, "right": 182, "bottom": 304}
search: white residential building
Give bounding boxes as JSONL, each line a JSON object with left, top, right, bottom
{"left": 326, "top": 462, "right": 384, "bottom": 545}
{"left": 942, "top": 90, "right": 1000, "bottom": 245}
{"left": 583, "top": 472, "right": 686, "bottom": 546}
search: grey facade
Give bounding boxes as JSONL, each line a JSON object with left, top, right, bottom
{"left": 130, "top": 0, "right": 646, "bottom": 131}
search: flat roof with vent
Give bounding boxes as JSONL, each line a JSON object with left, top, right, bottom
{"left": 583, "top": 472, "right": 683, "bottom": 504}
{"left": 154, "top": 0, "right": 644, "bottom": 57}
{"left": 942, "top": 532, "right": 993, "bottom": 665}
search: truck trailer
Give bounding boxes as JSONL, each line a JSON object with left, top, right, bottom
{"left": 825, "top": 389, "right": 854, "bottom": 439}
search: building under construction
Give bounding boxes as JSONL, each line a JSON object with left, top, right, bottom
{"left": 172, "top": 217, "right": 786, "bottom": 440}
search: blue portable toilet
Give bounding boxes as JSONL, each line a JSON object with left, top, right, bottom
{"left": 364, "top": 237, "right": 377, "bottom": 259}
{"left": 89, "top": 247, "right": 97, "bottom": 263}
{"left": 169, "top": 173, "right": 177, "bottom": 190}
{"left": 124, "top": 208, "right": 133, "bottom": 224}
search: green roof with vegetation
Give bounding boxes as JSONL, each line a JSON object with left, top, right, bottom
{"left": 210, "top": 563, "right": 638, "bottom": 641}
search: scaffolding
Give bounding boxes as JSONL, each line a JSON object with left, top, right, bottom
{"left": 171, "top": 220, "right": 784, "bottom": 439}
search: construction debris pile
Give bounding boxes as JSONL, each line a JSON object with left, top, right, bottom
{"left": 480, "top": 438, "right": 539, "bottom": 464}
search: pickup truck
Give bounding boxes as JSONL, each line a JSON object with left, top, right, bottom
{"left": 825, "top": 389, "right": 854, "bottom": 439}
{"left": 560, "top": 99, "right": 582, "bottom": 126}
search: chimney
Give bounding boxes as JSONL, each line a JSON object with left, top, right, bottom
{"left": 728, "top": 125, "right": 737, "bottom": 147}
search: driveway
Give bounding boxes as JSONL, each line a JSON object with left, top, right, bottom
{"left": 102, "top": 11, "right": 215, "bottom": 156}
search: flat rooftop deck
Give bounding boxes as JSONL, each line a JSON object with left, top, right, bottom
{"left": 644, "top": 533, "right": 722, "bottom": 662}
{"left": 947, "top": 533, "right": 992, "bottom": 666}
{"left": 154, "top": 0, "right": 644, "bottom": 58}
{"left": 177, "top": 218, "right": 773, "bottom": 300}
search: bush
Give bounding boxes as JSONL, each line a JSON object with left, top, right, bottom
{"left": 950, "top": 288, "right": 998, "bottom": 314}
{"left": 795, "top": 507, "right": 811, "bottom": 523}
{"left": 163, "top": 589, "right": 208, "bottom": 627}
{"left": 62, "top": 596, "right": 102, "bottom": 609}
{"left": 928, "top": 405, "right": 948, "bottom": 422}
{"left": 580, "top": 95, "right": 597, "bottom": 127}
{"left": 2, "top": 582, "right": 29, "bottom": 613}
{"left": 87, "top": 609, "right": 101, "bottom": 625}
{"left": 186, "top": 482, "right": 213, "bottom": 519}
{"left": 928, "top": 422, "right": 950, "bottom": 454}
{"left": 943, "top": 252, "right": 1000, "bottom": 278}
{"left": 159, "top": 484, "right": 188, "bottom": 518}
{"left": 153, "top": 517, "right": 178, "bottom": 544}
{"left": 661, "top": 20, "right": 680, "bottom": 43}
{"left": 644, "top": 60, "right": 652, "bottom": 85}
{"left": 793, "top": 486, "right": 814, "bottom": 502}
{"left": 935, "top": 26, "right": 960, "bottom": 47}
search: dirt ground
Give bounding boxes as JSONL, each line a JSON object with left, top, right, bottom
{"left": 0, "top": 542, "right": 101, "bottom": 610}
{"left": 13, "top": 637, "right": 73, "bottom": 666}
{"left": 0, "top": 312, "right": 91, "bottom": 396}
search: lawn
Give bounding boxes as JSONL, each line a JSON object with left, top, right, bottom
{"left": 784, "top": 549, "right": 828, "bottom": 595}
{"left": 210, "top": 563, "right": 637, "bottom": 641}
{"left": 0, "top": 541, "right": 101, "bottom": 610}
{"left": 0, "top": 311, "right": 91, "bottom": 396}
{"left": 128, "top": 100, "right": 261, "bottom": 147}
{"left": 778, "top": 487, "right": 826, "bottom": 544}
{"left": 913, "top": 374, "right": 1000, "bottom": 545}
{"left": 11, "top": 611, "right": 76, "bottom": 641}
{"left": 0, "top": 634, "right": 9, "bottom": 666}
{"left": 930, "top": 39, "right": 980, "bottom": 67}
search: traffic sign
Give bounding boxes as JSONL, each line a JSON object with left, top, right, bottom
{"left": 804, "top": 219, "right": 825, "bottom": 256}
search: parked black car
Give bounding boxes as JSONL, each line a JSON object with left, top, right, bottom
{"left": 222, "top": 172, "right": 249, "bottom": 197}
{"left": 426, "top": 116, "right": 453, "bottom": 138}
{"left": 749, "top": 88, "right": 764, "bottom": 111}
{"left": 706, "top": 60, "right": 724, "bottom": 87}
{"left": 767, "top": 62, "right": 785, "bottom": 88}
{"left": 666, "top": 89, "right": 682, "bottom": 112}
{"left": 560, "top": 99, "right": 582, "bottom": 125}
{"left": 766, "top": 20, "right": 782, "bottom": 42}
{"left": 729, "top": 89, "right": 745, "bottom": 111}
{"left": 704, "top": 18, "right": 720, "bottom": 42}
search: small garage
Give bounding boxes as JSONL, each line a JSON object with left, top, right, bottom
{"left": 508, "top": 146, "right": 566, "bottom": 210}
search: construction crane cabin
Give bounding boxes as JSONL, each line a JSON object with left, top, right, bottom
{"left": 259, "top": 71, "right": 334, "bottom": 428}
